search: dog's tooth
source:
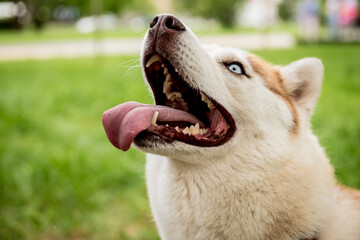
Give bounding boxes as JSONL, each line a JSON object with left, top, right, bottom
{"left": 183, "top": 127, "right": 190, "bottom": 135}
{"left": 200, "top": 128, "right": 206, "bottom": 135}
{"left": 146, "top": 54, "right": 162, "bottom": 68}
{"left": 200, "top": 93, "right": 215, "bottom": 110}
{"left": 175, "top": 126, "right": 180, "bottom": 132}
{"left": 175, "top": 92, "right": 182, "bottom": 101}
{"left": 166, "top": 92, "right": 173, "bottom": 100}
{"left": 165, "top": 73, "right": 171, "bottom": 82}
{"left": 170, "top": 95, "right": 176, "bottom": 101}
{"left": 189, "top": 125, "right": 195, "bottom": 134}
{"left": 175, "top": 68, "right": 178, "bottom": 72}
{"left": 168, "top": 92, "right": 182, "bottom": 101}
{"left": 200, "top": 92, "right": 214, "bottom": 109}
{"left": 208, "top": 102, "right": 215, "bottom": 110}
{"left": 166, "top": 124, "right": 169, "bottom": 127}
{"left": 151, "top": 111, "right": 159, "bottom": 126}
{"left": 163, "top": 80, "right": 172, "bottom": 94}
{"left": 190, "top": 125, "right": 200, "bottom": 135}
{"left": 161, "top": 63, "right": 165, "bottom": 68}
{"left": 164, "top": 67, "right": 168, "bottom": 75}
{"left": 194, "top": 123, "right": 200, "bottom": 134}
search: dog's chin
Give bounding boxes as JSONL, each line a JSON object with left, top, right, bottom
{"left": 133, "top": 131, "right": 169, "bottom": 149}
{"left": 133, "top": 130, "right": 237, "bottom": 161}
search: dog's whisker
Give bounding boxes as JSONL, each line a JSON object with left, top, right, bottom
{"left": 120, "top": 64, "right": 142, "bottom": 78}
{"left": 118, "top": 57, "right": 141, "bottom": 67}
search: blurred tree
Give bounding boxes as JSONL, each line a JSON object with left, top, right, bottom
{"left": 9, "top": 0, "right": 153, "bottom": 30}
{"left": 21, "top": 0, "right": 53, "bottom": 29}
{"left": 176, "top": 0, "right": 244, "bottom": 27}
{"left": 61, "top": 0, "right": 153, "bottom": 16}
{"left": 61, "top": 0, "right": 90, "bottom": 15}
{"left": 278, "top": 0, "right": 298, "bottom": 21}
{"left": 128, "top": 0, "right": 154, "bottom": 15}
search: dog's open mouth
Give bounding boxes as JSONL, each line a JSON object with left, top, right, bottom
{"left": 102, "top": 53, "right": 235, "bottom": 151}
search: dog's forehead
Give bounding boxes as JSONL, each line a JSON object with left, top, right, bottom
{"left": 203, "top": 45, "right": 250, "bottom": 64}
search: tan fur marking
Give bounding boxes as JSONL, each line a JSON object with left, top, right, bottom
{"left": 338, "top": 184, "right": 360, "bottom": 206}
{"left": 248, "top": 54, "right": 300, "bottom": 135}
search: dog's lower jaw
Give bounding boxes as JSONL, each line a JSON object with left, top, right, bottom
{"left": 145, "top": 133, "right": 336, "bottom": 240}
{"left": 134, "top": 133, "right": 240, "bottom": 164}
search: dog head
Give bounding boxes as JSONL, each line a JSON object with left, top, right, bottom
{"left": 102, "top": 14, "right": 323, "bottom": 162}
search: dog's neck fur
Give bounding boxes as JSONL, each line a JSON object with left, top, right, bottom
{"left": 140, "top": 52, "right": 360, "bottom": 240}
{"left": 146, "top": 129, "right": 336, "bottom": 240}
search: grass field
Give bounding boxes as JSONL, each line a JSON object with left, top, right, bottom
{"left": 1, "top": 44, "right": 359, "bottom": 239}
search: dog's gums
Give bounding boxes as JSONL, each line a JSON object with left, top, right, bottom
{"left": 102, "top": 53, "right": 236, "bottom": 151}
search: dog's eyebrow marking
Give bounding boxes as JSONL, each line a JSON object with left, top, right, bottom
{"left": 248, "top": 54, "right": 299, "bottom": 135}
{"left": 216, "top": 52, "right": 247, "bottom": 66}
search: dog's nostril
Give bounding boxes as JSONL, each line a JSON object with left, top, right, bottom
{"left": 164, "top": 16, "right": 185, "bottom": 31}
{"left": 165, "top": 18, "right": 174, "bottom": 29}
{"left": 150, "top": 16, "right": 159, "bottom": 28}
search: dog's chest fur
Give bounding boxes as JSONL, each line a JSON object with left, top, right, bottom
{"left": 145, "top": 138, "right": 334, "bottom": 240}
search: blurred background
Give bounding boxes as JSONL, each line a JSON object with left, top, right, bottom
{"left": 0, "top": 0, "right": 359, "bottom": 239}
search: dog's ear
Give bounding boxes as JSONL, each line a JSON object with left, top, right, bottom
{"left": 281, "top": 58, "right": 323, "bottom": 118}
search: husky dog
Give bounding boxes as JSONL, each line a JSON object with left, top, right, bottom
{"left": 102, "top": 15, "right": 360, "bottom": 240}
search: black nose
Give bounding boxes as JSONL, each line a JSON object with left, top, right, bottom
{"left": 150, "top": 14, "right": 185, "bottom": 31}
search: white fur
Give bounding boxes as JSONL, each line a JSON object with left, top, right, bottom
{"left": 135, "top": 18, "right": 360, "bottom": 240}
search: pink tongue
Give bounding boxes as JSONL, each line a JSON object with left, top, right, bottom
{"left": 102, "top": 101, "right": 204, "bottom": 151}
{"left": 209, "top": 108, "right": 230, "bottom": 137}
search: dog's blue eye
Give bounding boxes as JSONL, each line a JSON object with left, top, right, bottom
{"left": 227, "top": 63, "right": 243, "bottom": 74}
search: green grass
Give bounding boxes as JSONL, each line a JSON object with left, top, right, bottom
{"left": 0, "top": 44, "right": 359, "bottom": 239}
{"left": 0, "top": 56, "right": 158, "bottom": 239}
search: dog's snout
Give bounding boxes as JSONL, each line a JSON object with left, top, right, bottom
{"left": 149, "top": 14, "right": 185, "bottom": 32}
{"left": 145, "top": 14, "right": 187, "bottom": 65}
